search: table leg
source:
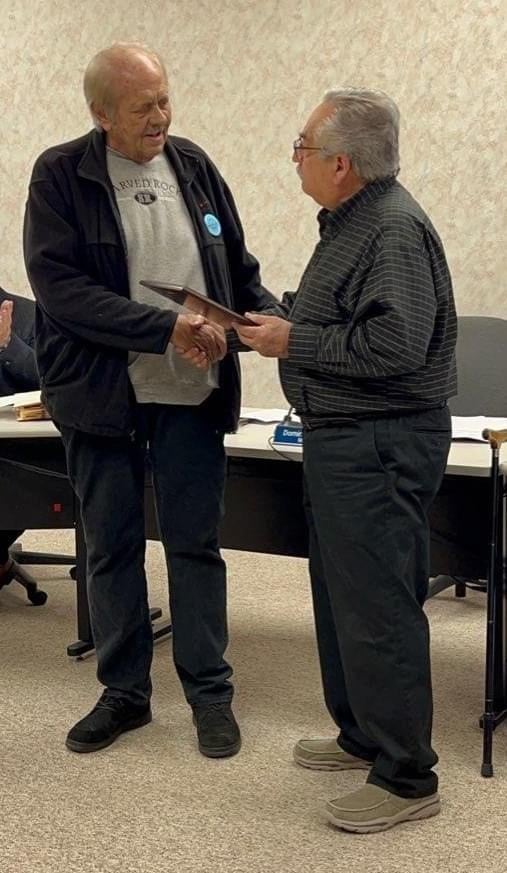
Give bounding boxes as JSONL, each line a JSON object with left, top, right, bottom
{"left": 66, "top": 514, "right": 172, "bottom": 658}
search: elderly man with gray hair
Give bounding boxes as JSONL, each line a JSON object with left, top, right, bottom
{"left": 24, "top": 42, "right": 275, "bottom": 759}
{"left": 235, "top": 89, "right": 457, "bottom": 832}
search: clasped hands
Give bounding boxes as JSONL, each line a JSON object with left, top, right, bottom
{"left": 171, "top": 314, "right": 226, "bottom": 369}
{"left": 171, "top": 311, "right": 291, "bottom": 369}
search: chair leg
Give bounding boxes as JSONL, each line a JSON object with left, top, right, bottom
{"left": 454, "top": 579, "right": 467, "bottom": 597}
{"left": 427, "top": 575, "right": 455, "bottom": 598}
{"left": 428, "top": 575, "right": 480, "bottom": 598}
{"left": 481, "top": 715, "right": 495, "bottom": 777}
{"left": 9, "top": 545, "right": 76, "bottom": 566}
{"left": 0, "top": 560, "right": 48, "bottom": 605}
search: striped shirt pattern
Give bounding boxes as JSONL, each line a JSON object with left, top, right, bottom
{"left": 274, "top": 178, "right": 457, "bottom": 422}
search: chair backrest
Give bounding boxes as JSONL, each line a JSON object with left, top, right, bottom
{"left": 449, "top": 316, "right": 507, "bottom": 416}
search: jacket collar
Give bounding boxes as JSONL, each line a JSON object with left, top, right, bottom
{"left": 77, "top": 128, "right": 200, "bottom": 188}
{"left": 77, "top": 129, "right": 109, "bottom": 185}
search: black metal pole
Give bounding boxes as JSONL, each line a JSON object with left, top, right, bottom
{"left": 481, "top": 446, "right": 500, "bottom": 777}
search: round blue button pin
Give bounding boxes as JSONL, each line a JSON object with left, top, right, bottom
{"left": 204, "top": 213, "right": 222, "bottom": 237}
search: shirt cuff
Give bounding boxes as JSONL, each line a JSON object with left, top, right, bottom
{"left": 288, "top": 323, "right": 322, "bottom": 366}
{"left": 226, "top": 329, "right": 250, "bottom": 353}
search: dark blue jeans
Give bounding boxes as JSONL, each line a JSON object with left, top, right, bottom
{"left": 59, "top": 403, "right": 232, "bottom": 708}
{"left": 303, "top": 406, "right": 451, "bottom": 798}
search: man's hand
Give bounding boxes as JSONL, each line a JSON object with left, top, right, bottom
{"left": 234, "top": 313, "right": 291, "bottom": 358}
{"left": 171, "top": 316, "right": 226, "bottom": 370}
{"left": 0, "top": 300, "right": 13, "bottom": 349}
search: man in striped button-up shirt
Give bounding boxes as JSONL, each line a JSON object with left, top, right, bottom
{"left": 236, "top": 89, "right": 457, "bottom": 833}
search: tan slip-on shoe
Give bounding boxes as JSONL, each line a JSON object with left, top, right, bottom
{"left": 326, "top": 784, "right": 441, "bottom": 833}
{"left": 294, "top": 738, "right": 373, "bottom": 771}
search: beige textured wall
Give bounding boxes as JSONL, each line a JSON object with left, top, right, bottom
{"left": 1, "top": 0, "right": 505, "bottom": 407}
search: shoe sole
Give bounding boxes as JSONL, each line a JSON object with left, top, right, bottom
{"left": 326, "top": 796, "right": 441, "bottom": 833}
{"left": 198, "top": 737, "right": 242, "bottom": 758}
{"left": 294, "top": 751, "right": 372, "bottom": 771}
{"left": 65, "top": 709, "right": 152, "bottom": 753}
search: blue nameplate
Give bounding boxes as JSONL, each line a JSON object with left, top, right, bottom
{"left": 273, "top": 422, "right": 303, "bottom": 446}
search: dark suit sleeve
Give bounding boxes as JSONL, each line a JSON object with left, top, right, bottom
{"left": 0, "top": 333, "right": 39, "bottom": 392}
{"left": 0, "top": 291, "right": 39, "bottom": 393}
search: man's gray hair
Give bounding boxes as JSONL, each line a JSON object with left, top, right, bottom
{"left": 83, "top": 42, "right": 168, "bottom": 127}
{"left": 317, "top": 89, "right": 400, "bottom": 182}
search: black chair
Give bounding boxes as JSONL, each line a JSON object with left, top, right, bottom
{"left": 426, "top": 317, "right": 507, "bottom": 775}
{"left": 0, "top": 558, "right": 48, "bottom": 605}
{"left": 428, "top": 316, "right": 507, "bottom": 598}
{"left": 0, "top": 538, "right": 75, "bottom": 605}
{"left": 448, "top": 316, "right": 507, "bottom": 417}
{"left": 9, "top": 542, "right": 75, "bottom": 574}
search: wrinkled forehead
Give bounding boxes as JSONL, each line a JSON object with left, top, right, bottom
{"left": 110, "top": 54, "right": 169, "bottom": 104}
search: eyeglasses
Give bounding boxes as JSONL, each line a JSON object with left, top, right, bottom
{"left": 292, "top": 136, "right": 322, "bottom": 157}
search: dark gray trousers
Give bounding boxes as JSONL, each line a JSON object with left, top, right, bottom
{"left": 303, "top": 406, "right": 451, "bottom": 798}
{"left": 59, "top": 403, "right": 232, "bottom": 708}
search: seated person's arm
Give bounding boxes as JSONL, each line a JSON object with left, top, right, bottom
{"left": 0, "top": 334, "right": 39, "bottom": 392}
{"left": 0, "top": 300, "right": 39, "bottom": 393}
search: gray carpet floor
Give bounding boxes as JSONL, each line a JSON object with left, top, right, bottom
{"left": 1, "top": 530, "right": 507, "bottom": 873}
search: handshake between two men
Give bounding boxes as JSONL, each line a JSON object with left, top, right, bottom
{"left": 172, "top": 311, "right": 292, "bottom": 368}
{"left": 171, "top": 313, "right": 227, "bottom": 368}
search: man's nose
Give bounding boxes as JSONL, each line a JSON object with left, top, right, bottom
{"left": 150, "top": 104, "right": 168, "bottom": 124}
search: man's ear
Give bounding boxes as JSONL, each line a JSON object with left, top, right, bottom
{"left": 331, "top": 153, "right": 352, "bottom": 188}
{"left": 92, "top": 103, "right": 112, "bottom": 131}
{"left": 335, "top": 154, "right": 352, "bottom": 175}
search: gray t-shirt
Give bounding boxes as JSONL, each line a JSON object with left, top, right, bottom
{"left": 107, "top": 148, "right": 218, "bottom": 405}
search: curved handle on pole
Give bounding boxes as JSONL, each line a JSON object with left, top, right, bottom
{"left": 482, "top": 428, "right": 507, "bottom": 450}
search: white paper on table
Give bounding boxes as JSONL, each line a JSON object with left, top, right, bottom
{"left": 0, "top": 394, "right": 15, "bottom": 408}
{"left": 240, "top": 407, "right": 300, "bottom": 424}
{"left": 452, "top": 416, "right": 507, "bottom": 441}
{"left": 12, "top": 390, "right": 42, "bottom": 408}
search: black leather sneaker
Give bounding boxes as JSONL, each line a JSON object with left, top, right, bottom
{"left": 66, "top": 691, "right": 152, "bottom": 753}
{"left": 192, "top": 702, "right": 241, "bottom": 758}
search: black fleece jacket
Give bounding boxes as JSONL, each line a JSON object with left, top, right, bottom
{"left": 24, "top": 130, "right": 275, "bottom": 435}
